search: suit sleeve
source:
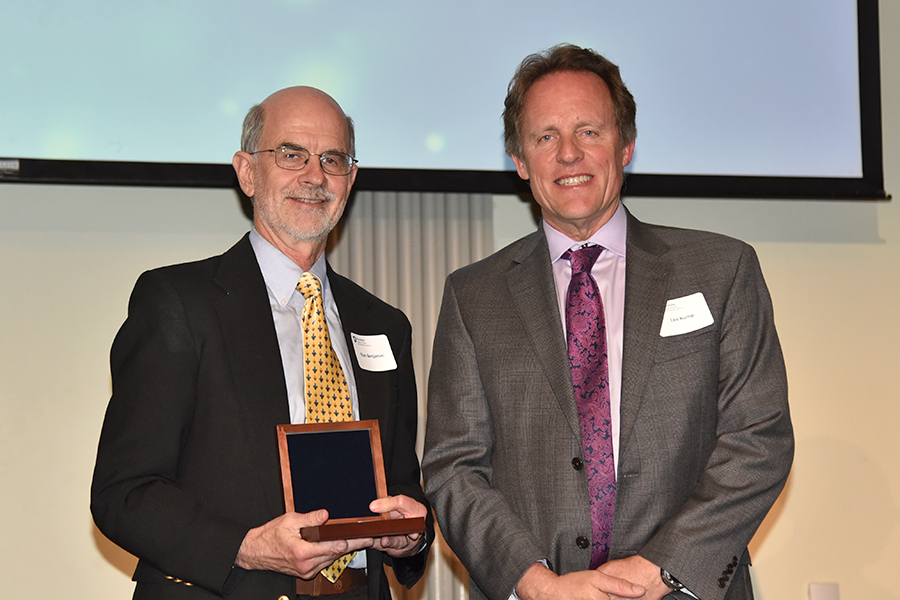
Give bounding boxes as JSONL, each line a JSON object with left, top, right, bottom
{"left": 423, "top": 276, "right": 548, "bottom": 600}
{"left": 90, "top": 270, "right": 249, "bottom": 594}
{"left": 637, "top": 244, "right": 793, "bottom": 600}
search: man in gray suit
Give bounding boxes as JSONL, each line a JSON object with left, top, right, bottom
{"left": 422, "top": 44, "right": 793, "bottom": 600}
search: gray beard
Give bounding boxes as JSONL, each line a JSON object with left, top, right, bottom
{"left": 254, "top": 186, "right": 345, "bottom": 244}
{"left": 281, "top": 206, "right": 344, "bottom": 243}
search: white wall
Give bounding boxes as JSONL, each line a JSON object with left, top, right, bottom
{"left": 0, "top": 187, "right": 253, "bottom": 597}
{"left": 1, "top": 2, "right": 897, "bottom": 598}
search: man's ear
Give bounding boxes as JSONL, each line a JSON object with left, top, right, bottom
{"left": 511, "top": 154, "right": 530, "bottom": 181}
{"left": 232, "top": 152, "right": 256, "bottom": 198}
{"left": 621, "top": 140, "right": 635, "bottom": 168}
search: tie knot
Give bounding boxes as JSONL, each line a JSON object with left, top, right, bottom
{"left": 296, "top": 272, "right": 322, "bottom": 300}
{"left": 563, "top": 245, "right": 603, "bottom": 274}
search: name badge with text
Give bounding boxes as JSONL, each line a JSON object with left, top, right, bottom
{"left": 659, "top": 292, "right": 714, "bottom": 337}
{"left": 351, "top": 333, "right": 398, "bottom": 372}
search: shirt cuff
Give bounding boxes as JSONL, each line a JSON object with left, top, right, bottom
{"left": 509, "top": 559, "right": 549, "bottom": 600}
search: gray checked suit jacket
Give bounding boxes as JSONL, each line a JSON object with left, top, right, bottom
{"left": 422, "top": 209, "right": 793, "bottom": 600}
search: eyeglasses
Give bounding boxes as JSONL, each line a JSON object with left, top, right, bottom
{"left": 250, "top": 145, "right": 358, "bottom": 176}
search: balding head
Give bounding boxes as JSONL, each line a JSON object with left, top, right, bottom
{"left": 240, "top": 86, "right": 355, "bottom": 157}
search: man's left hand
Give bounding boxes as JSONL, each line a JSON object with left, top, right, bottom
{"left": 366, "top": 495, "right": 428, "bottom": 557}
{"left": 598, "top": 555, "right": 670, "bottom": 600}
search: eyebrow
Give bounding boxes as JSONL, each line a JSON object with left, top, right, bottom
{"left": 528, "top": 126, "right": 559, "bottom": 139}
{"left": 278, "top": 142, "right": 348, "bottom": 155}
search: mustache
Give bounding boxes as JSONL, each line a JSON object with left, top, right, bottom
{"left": 284, "top": 185, "right": 337, "bottom": 202}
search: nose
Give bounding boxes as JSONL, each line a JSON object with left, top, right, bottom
{"left": 299, "top": 155, "right": 328, "bottom": 186}
{"left": 557, "top": 134, "right": 583, "bottom": 165}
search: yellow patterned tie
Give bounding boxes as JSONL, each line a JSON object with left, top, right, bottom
{"left": 296, "top": 272, "right": 355, "bottom": 582}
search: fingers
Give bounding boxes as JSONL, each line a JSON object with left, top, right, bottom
{"left": 370, "top": 531, "right": 424, "bottom": 558}
{"left": 597, "top": 574, "right": 646, "bottom": 600}
{"left": 376, "top": 532, "right": 418, "bottom": 549}
{"left": 596, "top": 556, "right": 665, "bottom": 600}
{"left": 366, "top": 495, "right": 427, "bottom": 558}
{"left": 292, "top": 538, "right": 371, "bottom": 578}
{"left": 369, "top": 494, "right": 428, "bottom": 518}
{"left": 294, "top": 536, "right": 373, "bottom": 579}
{"left": 515, "top": 565, "right": 644, "bottom": 600}
{"left": 284, "top": 508, "right": 329, "bottom": 529}
{"left": 238, "top": 511, "right": 374, "bottom": 579}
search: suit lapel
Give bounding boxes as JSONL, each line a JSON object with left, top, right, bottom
{"left": 214, "top": 236, "right": 290, "bottom": 510}
{"left": 506, "top": 229, "right": 582, "bottom": 439}
{"left": 619, "top": 211, "right": 671, "bottom": 448}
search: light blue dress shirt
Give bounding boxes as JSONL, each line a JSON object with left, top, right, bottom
{"left": 249, "top": 229, "right": 360, "bottom": 424}
{"left": 249, "top": 229, "right": 367, "bottom": 569}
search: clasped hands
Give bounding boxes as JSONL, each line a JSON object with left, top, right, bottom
{"left": 516, "top": 555, "right": 671, "bottom": 600}
{"left": 235, "top": 494, "right": 427, "bottom": 580}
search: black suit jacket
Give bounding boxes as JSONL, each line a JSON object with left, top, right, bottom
{"left": 91, "top": 234, "right": 432, "bottom": 600}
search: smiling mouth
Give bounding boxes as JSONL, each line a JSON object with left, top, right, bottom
{"left": 285, "top": 187, "right": 335, "bottom": 204}
{"left": 555, "top": 175, "right": 592, "bottom": 186}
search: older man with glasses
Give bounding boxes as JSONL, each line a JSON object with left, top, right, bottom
{"left": 91, "top": 86, "right": 433, "bottom": 600}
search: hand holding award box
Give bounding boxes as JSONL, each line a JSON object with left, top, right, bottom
{"left": 277, "top": 420, "right": 426, "bottom": 541}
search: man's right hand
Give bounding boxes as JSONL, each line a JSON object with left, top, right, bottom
{"left": 515, "top": 562, "right": 646, "bottom": 600}
{"left": 235, "top": 510, "right": 374, "bottom": 579}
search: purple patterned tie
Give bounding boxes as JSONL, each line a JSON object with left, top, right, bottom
{"left": 563, "top": 246, "right": 615, "bottom": 568}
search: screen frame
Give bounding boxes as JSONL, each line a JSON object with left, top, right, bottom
{"left": 0, "top": 0, "right": 887, "bottom": 200}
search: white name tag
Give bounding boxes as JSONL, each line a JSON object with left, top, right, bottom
{"left": 350, "top": 333, "right": 398, "bottom": 372}
{"left": 659, "top": 292, "right": 714, "bottom": 337}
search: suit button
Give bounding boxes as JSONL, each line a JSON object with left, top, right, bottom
{"left": 572, "top": 457, "right": 584, "bottom": 470}
{"left": 576, "top": 536, "right": 590, "bottom": 549}
{"left": 718, "top": 579, "right": 727, "bottom": 588}
{"left": 279, "top": 596, "right": 291, "bottom": 600}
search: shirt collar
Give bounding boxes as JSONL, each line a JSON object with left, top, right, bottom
{"left": 543, "top": 201, "right": 628, "bottom": 263}
{"left": 249, "top": 228, "right": 328, "bottom": 305}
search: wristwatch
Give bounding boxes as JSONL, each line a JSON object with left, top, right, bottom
{"left": 660, "top": 568, "right": 685, "bottom": 591}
